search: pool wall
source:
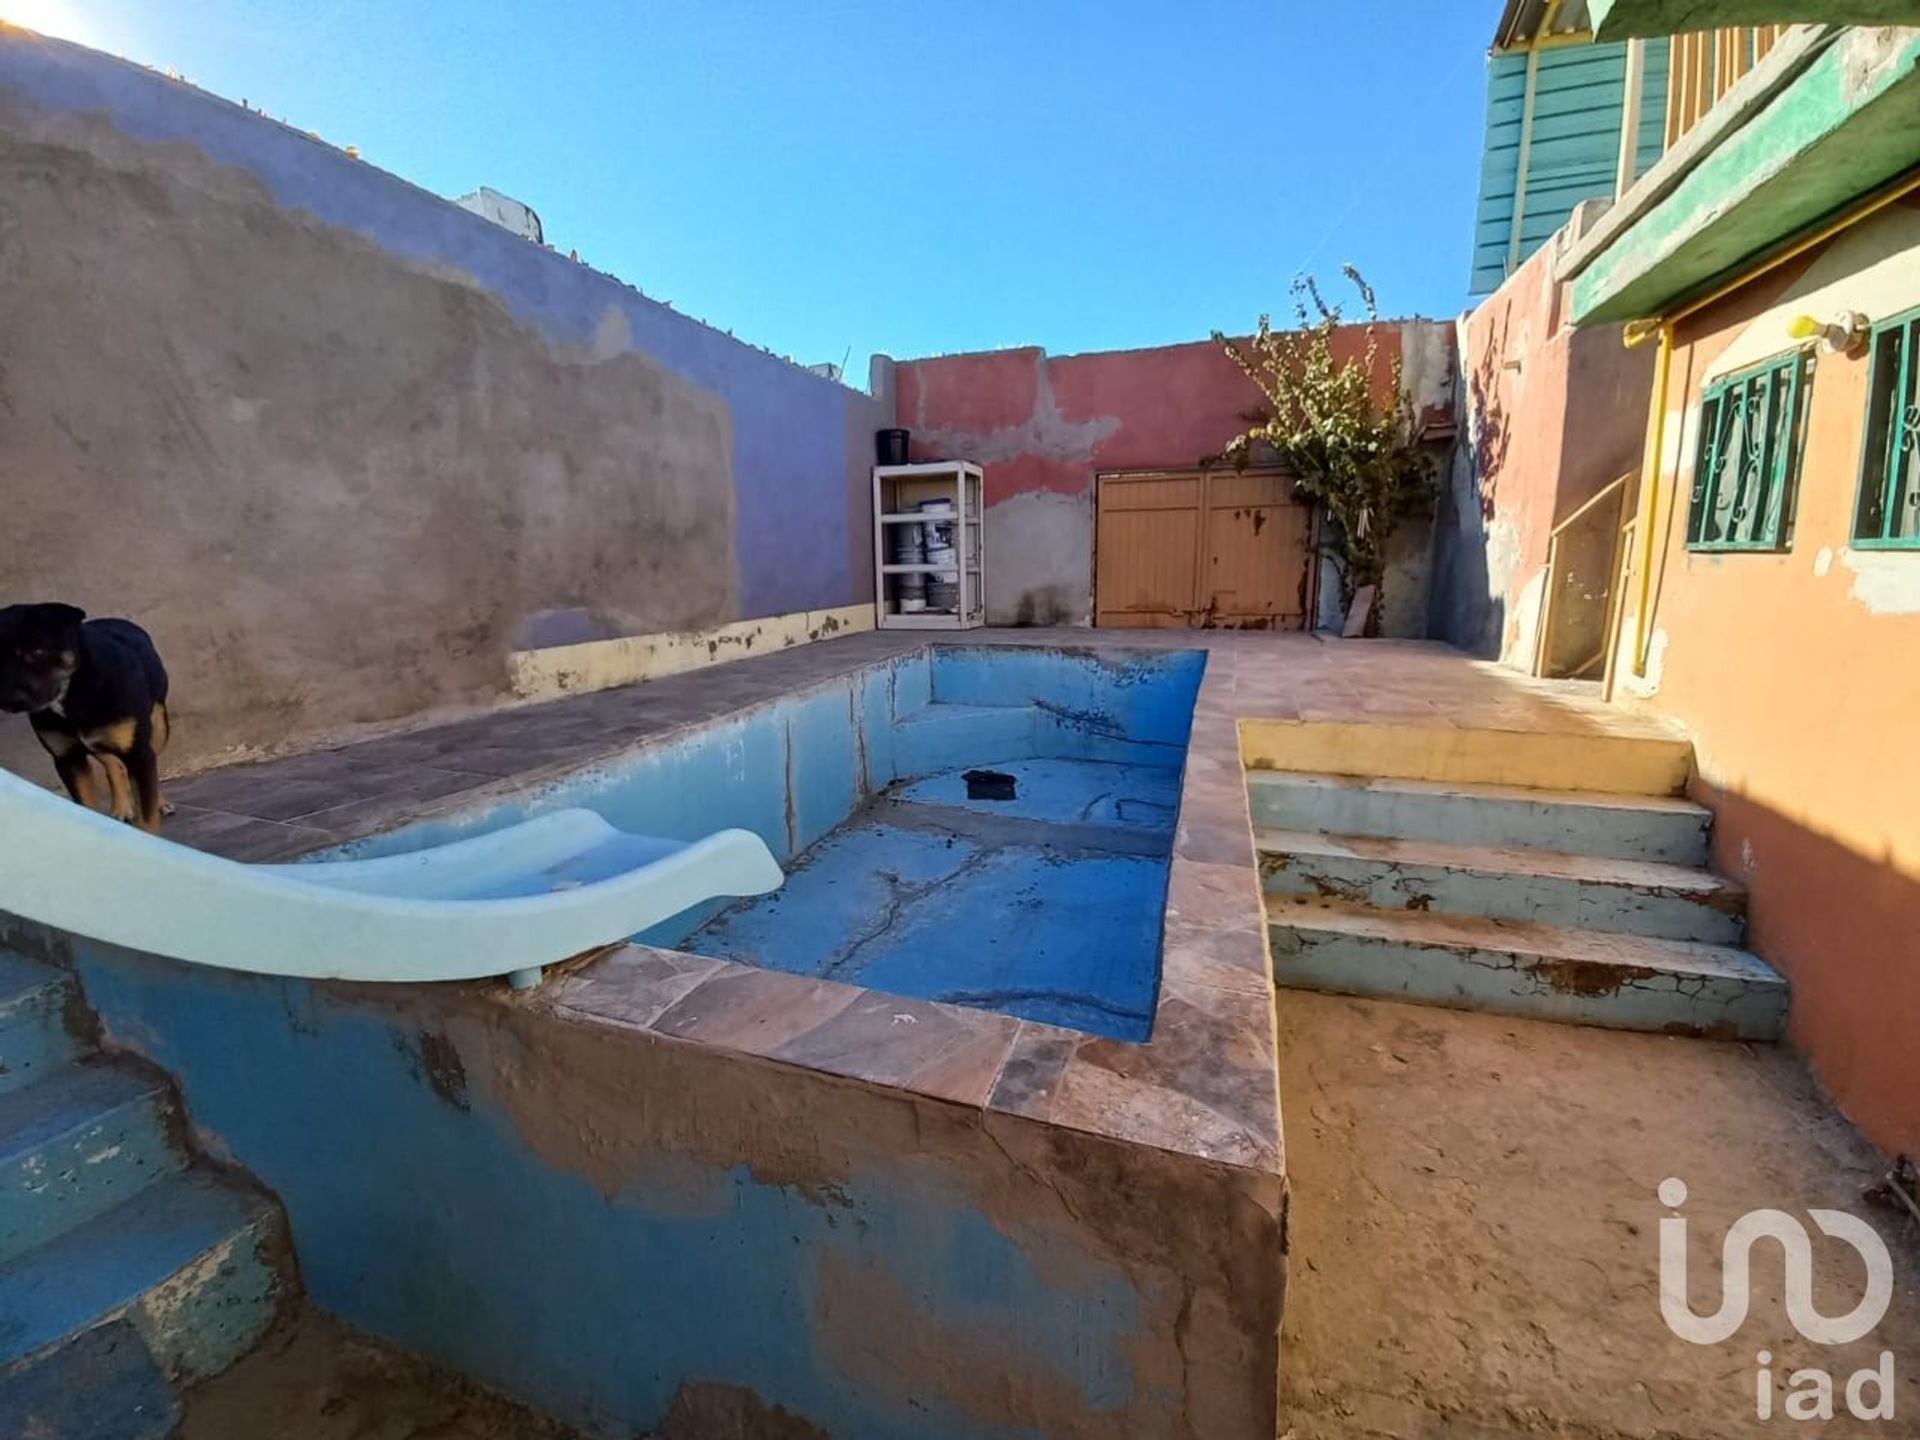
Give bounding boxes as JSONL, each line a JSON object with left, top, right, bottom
{"left": 327, "top": 646, "right": 1206, "bottom": 952}
{"left": 13, "top": 643, "right": 1288, "bottom": 1439}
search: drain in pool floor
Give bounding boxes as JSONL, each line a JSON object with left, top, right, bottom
{"left": 963, "top": 769, "right": 1019, "bottom": 801}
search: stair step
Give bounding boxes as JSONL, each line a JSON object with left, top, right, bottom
{"left": 1268, "top": 897, "right": 1786, "bottom": 1040}
{"left": 0, "top": 1061, "right": 185, "bottom": 1265}
{"left": 1257, "top": 829, "right": 1745, "bottom": 943}
{"left": 0, "top": 953, "right": 85, "bottom": 1097}
{"left": 0, "top": 1319, "right": 180, "bottom": 1440}
{"left": 893, "top": 702, "right": 1040, "bottom": 779}
{"left": 1238, "top": 717, "right": 1693, "bottom": 796}
{"left": 0, "top": 1169, "right": 288, "bottom": 1382}
{"left": 1246, "top": 771, "right": 1712, "bottom": 865}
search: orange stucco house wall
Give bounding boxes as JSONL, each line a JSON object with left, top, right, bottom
{"left": 1618, "top": 200, "right": 1920, "bottom": 1157}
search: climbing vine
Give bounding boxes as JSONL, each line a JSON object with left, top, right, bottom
{"left": 1210, "top": 266, "right": 1435, "bottom": 635}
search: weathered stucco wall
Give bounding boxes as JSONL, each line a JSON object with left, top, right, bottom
{"left": 886, "top": 327, "right": 1454, "bottom": 635}
{"left": 33, "top": 925, "right": 1283, "bottom": 1440}
{"left": 1436, "top": 214, "right": 1653, "bottom": 666}
{"left": 1617, "top": 201, "right": 1920, "bottom": 1157}
{"left": 0, "top": 33, "right": 885, "bottom": 778}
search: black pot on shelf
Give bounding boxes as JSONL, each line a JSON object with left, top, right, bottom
{"left": 875, "top": 428, "right": 910, "bottom": 466}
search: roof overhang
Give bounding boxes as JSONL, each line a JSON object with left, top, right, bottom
{"left": 1591, "top": 0, "right": 1920, "bottom": 41}
{"left": 1493, "top": 0, "right": 1594, "bottom": 51}
{"left": 1559, "top": 25, "right": 1920, "bottom": 324}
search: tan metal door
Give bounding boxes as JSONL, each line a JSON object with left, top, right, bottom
{"left": 1094, "top": 469, "right": 1313, "bottom": 629}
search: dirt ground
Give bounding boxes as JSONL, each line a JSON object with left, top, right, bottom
{"left": 1275, "top": 991, "right": 1920, "bottom": 1439}
{"left": 180, "top": 1308, "right": 582, "bottom": 1440}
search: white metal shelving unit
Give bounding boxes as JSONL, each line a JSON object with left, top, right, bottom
{"left": 873, "top": 462, "right": 986, "bottom": 630}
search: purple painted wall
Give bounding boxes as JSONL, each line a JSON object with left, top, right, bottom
{"left": 0, "top": 33, "right": 881, "bottom": 623}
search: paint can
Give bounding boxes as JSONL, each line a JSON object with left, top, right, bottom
{"left": 917, "top": 498, "right": 957, "bottom": 551}
{"left": 889, "top": 524, "right": 926, "bottom": 565}
{"left": 924, "top": 579, "right": 959, "bottom": 612}
{"left": 876, "top": 429, "right": 910, "bottom": 466}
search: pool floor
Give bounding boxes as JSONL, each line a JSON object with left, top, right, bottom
{"left": 680, "top": 757, "right": 1179, "bottom": 1040}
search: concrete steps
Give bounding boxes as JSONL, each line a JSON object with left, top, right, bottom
{"left": 1247, "top": 770, "right": 1713, "bottom": 865}
{"left": 1257, "top": 829, "right": 1746, "bottom": 944}
{"left": 0, "top": 1060, "right": 184, "bottom": 1264}
{"left": 1254, "top": 749, "right": 1788, "bottom": 1040}
{"left": 0, "top": 950, "right": 84, "bottom": 1096}
{"left": 0, "top": 951, "right": 291, "bottom": 1437}
{"left": 1267, "top": 896, "right": 1786, "bottom": 1039}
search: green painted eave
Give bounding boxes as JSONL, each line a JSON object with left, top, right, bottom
{"left": 1592, "top": 1, "right": 1920, "bottom": 40}
{"left": 1567, "top": 27, "right": 1920, "bottom": 325}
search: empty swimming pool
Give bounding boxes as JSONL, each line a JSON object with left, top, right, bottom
{"left": 325, "top": 645, "right": 1206, "bottom": 1042}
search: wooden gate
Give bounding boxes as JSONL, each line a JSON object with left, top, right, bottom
{"left": 1093, "top": 469, "right": 1315, "bottom": 629}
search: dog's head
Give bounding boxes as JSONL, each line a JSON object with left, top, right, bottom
{"left": 0, "top": 603, "right": 86, "bottom": 714}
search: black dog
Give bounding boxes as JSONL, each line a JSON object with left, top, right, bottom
{"left": 0, "top": 604, "right": 172, "bottom": 832}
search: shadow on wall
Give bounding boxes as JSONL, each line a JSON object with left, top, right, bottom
{"left": 1696, "top": 780, "right": 1920, "bottom": 1163}
{"left": 1429, "top": 308, "right": 1515, "bottom": 657}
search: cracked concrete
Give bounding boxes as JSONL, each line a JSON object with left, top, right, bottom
{"left": 681, "top": 757, "right": 1179, "bottom": 1038}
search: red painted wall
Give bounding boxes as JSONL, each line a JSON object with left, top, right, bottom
{"left": 889, "top": 327, "right": 1452, "bottom": 627}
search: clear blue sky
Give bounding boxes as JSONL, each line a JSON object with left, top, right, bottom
{"left": 20, "top": 1, "right": 1496, "bottom": 370}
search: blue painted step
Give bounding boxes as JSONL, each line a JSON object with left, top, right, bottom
{"left": 1267, "top": 896, "right": 1787, "bottom": 1040}
{"left": 1246, "top": 771, "right": 1713, "bottom": 866}
{"left": 1257, "top": 828, "right": 1746, "bottom": 944}
{"left": 0, "top": 1319, "right": 180, "bottom": 1440}
{"left": 893, "top": 702, "right": 1040, "bottom": 779}
{"left": 0, "top": 1168, "right": 286, "bottom": 1382}
{"left": 0, "top": 953, "right": 84, "bottom": 1097}
{"left": 0, "top": 1061, "right": 183, "bottom": 1265}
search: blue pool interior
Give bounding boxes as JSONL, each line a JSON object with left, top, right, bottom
{"left": 330, "top": 646, "right": 1207, "bottom": 1042}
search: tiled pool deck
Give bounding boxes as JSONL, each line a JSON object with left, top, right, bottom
{"left": 160, "top": 629, "right": 1679, "bottom": 1179}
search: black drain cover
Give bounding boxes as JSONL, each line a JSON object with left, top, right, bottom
{"left": 963, "top": 769, "right": 1018, "bottom": 801}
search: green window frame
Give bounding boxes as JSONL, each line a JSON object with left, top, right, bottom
{"left": 1686, "top": 351, "right": 1808, "bottom": 553}
{"left": 1854, "top": 305, "right": 1920, "bottom": 549}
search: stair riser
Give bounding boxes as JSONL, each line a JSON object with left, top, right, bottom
{"left": 893, "top": 708, "right": 1038, "bottom": 780}
{"left": 0, "top": 1091, "right": 184, "bottom": 1266}
{"left": 1248, "top": 784, "right": 1711, "bottom": 866}
{"left": 1268, "top": 925, "right": 1787, "bottom": 1040}
{"left": 127, "top": 1209, "right": 289, "bottom": 1382}
{"left": 0, "top": 982, "right": 83, "bottom": 1098}
{"left": 1261, "top": 852, "right": 1745, "bottom": 944}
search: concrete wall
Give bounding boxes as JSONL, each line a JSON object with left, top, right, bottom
{"left": 884, "top": 327, "right": 1455, "bottom": 636}
{"left": 1617, "top": 200, "right": 1920, "bottom": 1158}
{"left": 0, "top": 33, "right": 886, "bottom": 779}
{"left": 1436, "top": 210, "right": 1654, "bottom": 665}
{"left": 47, "top": 935, "right": 1278, "bottom": 1440}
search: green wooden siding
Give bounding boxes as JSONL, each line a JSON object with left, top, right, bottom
{"left": 1470, "top": 39, "right": 1670, "bottom": 295}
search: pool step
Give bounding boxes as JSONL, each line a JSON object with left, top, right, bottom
{"left": 0, "top": 1320, "right": 181, "bottom": 1440}
{"left": 0, "top": 1168, "right": 287, "bottom": 1381}
{"left": 893, "top": 701, "right": 1040, "bottom": 779}
{"left": 0, "top": 952, "right": 85, "bottom": 1097}
{"left": 1257, "top": 829, "right": 1746, "bottom": 944}
{"left": 1246, "top": 771, "right": 1712, "bottom": 866}
{"left": 1267, "top": 896, "right": 1786, "bottom": 1040}
{"left": 0, "top": 947, "right": 295, "bottom": 1433}
{"left": 0, "top": 1060, "right": 184, "bottom": 1265}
